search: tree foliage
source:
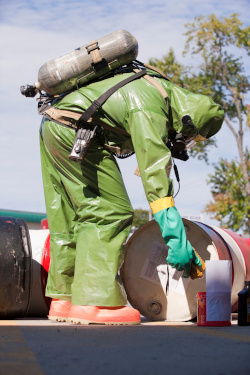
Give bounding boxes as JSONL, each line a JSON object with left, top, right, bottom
{"left": 149, "top": 48, "right": 186, "bottom": 86}
{"left": 132, "top": 209, "right": 150, "bottom": 228}
{"left": 149, "top": 13, "right": 250, "bottom": 234}
{"left": 204, "top": 154, "right": 250, "bottom": 234}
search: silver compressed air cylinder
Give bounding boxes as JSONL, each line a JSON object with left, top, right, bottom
{"left": 36, "top": 30, "right": 139, "bottom": 95}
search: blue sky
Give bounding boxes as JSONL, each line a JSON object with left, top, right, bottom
{"left": 0, "top": 0, "right": 249, "bottom": 227}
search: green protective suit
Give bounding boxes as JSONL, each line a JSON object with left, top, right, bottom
{"left": 40, "top": 68, "right": 224, "bottom": 306}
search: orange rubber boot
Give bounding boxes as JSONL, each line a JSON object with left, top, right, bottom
{"left": 68, "top": 305, "right": 141, "bottom": 325}
{"left": 48, "top": 299, "right": 71, "bottom": 322}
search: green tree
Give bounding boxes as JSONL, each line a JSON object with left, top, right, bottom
{"left": 204, "top": 155, "right": 250, "bottom": 234}
{"left": 132, "top": 209, "right": 150, "bottom": 228}
{"left": 149, "top": 13, "right": 250, "bottom": 234}
{"left": 149, "top": 47, "right": 186, "bottom": 86}
{"left": 184, "top": 13, "right": 250, "bottom": 234}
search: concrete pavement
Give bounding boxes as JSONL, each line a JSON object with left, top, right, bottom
{"left": 0, "top": 315, "right": 250, "bottom": 375}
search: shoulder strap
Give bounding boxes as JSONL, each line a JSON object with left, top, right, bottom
{"left": 77, "top": 70, "right": 146, "bottom": 128}
{"left": 133, "top": 68, "right": 169, "bottom": 101}
{"left": 143, "top": 63, "right": 169, "bottom": 79}
{"left": 39, "top": 105, "right": 130, "bottom": 136}
{"left": 38, "top": 70, "right": 146, "bottom": 134}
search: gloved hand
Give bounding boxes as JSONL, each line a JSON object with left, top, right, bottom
{"left": 153, "top": 205, "right": 205, "bottom": 278}
{"left": 190, "top": 249, "right": 205, "bottom": 280}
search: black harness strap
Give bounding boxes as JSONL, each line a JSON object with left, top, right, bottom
{"left": 77, "top": 70, "right": 147, "bottom": 128}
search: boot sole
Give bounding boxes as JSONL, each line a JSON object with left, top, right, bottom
{"left": 48, "top": 315, "right": 69, "bottom": 323}
{"left": 68, "top": 318, "right": 141, "bottom": 325}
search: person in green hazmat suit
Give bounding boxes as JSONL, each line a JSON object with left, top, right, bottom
{"left": 40, "top": 66, "right": 224, "bottom": 325}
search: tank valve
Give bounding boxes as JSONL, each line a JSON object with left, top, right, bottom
{"left": 20, "top": 84, "right": 38, "bottom": 97}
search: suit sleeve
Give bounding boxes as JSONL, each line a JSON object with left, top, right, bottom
{"left": 127, "top": 108, "right": 173, "bottom": 206}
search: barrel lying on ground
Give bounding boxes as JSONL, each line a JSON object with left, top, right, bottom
{"left": 121, "top": 219, "right": 250, "bottom": 321}
{"left": 0, "top": 217, "right": 50, "bottom": 319}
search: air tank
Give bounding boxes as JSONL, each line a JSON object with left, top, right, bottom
{"left": 35, "top": 30, "right": 138, "bottom": 95}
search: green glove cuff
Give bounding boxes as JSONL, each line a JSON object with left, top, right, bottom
{"left": 154, "top": 206, "right": 202, "bottom": 277}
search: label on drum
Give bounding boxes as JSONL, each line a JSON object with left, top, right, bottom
{"left": 140, "top": 241, "right": 190, "bottom": 295}
{"left": 168, "top": 266, "right": 190, "bottom": 295}
{"left": 140, "top": 241, "right": 168, "bottom": 289}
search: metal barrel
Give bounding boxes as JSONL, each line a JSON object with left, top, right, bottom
{"left": 0, "top": 217, "right": 32, "bottom": 318}
{"left": 121, "top": 219, "right": 250, "bottom": 321}
{"left": 0, "top": 217, "right": 51, "bottom": 318}
{"left": 37, "top": 30, "right": 138, "bottom": 95}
